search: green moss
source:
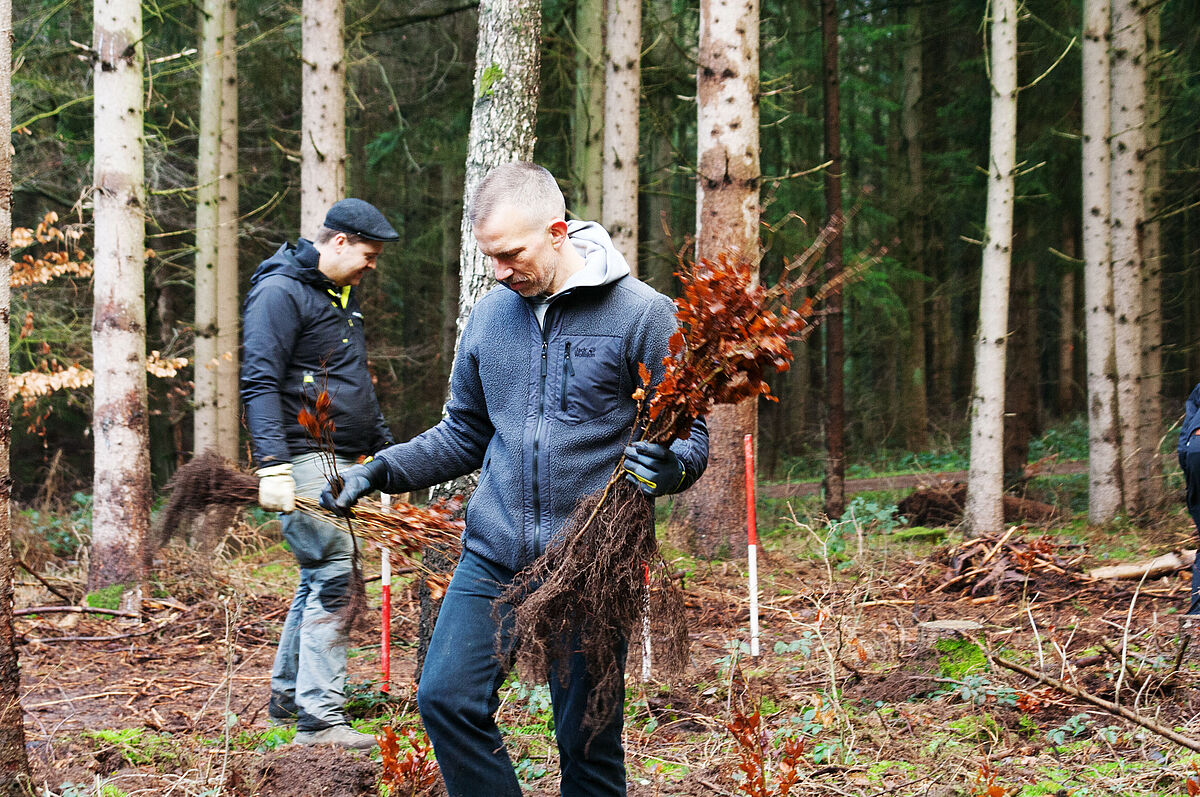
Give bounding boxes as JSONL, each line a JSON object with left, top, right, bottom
{"left": 934, "top": 638, "right": 988, "bottom": 678}
{"left": 890, "top": 526, "right": 946, "bottom": 541}
{"left": 85, "top": 584, "right": 126, "bottom": 610}
{"left": 946, "top": 713, "right": 999, "bottom": 743}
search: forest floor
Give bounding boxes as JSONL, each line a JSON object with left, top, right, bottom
{"left": 13, "top": 478, "right": 1200, "bottom": 797}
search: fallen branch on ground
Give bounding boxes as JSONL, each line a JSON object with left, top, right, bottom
{"left": 1088, "top": 550, "right": 1196, "bottom": 581}
{"left": 14, "top": 605, "right": 141, "bottom": 618}
{"left": 989, "top": 651, "right": 1200, "bottom": 753}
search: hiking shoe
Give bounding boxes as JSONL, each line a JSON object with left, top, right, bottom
{"left": 293, "top": 725, "right": 377, "bottom": 750}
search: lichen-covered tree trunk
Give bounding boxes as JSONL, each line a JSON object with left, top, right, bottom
{"left": 420, "top": 0, "right": 541, "bottom": 673}
{"left": 601, "top": 0, "right": 640, "bottom": 269}
{"left": 0, "top": 0, "right": 31, "bottom": 785}
{"left": 193, "top": 0, "right": 223, "bottom": 456}
{"left": 90, "top": 0, "right": 150, "bottom": 605}
{"left": 965, "top": 0, "right": 1017, "bottom": 536}
{"left": 300, "top": 0, "right": 346, "bottom": 238}
{"left": 1109, "top": 0, "right": 1146, "bottom": 513}
{"left": 819, "top": 0, "right": 845, "bottom": 519}
{"left": 454, "top": 0, "right": 540, "bottom": 338}
{"left": 571, "top": 0, "right": 604, "bottom": 220}
{"left": 1082, "top": 0, "right": 1121, "bottom": 522}
{"left": 670, "top": 0, "right": 760, "bottom": 558}
{"left": 216, "top": 0, "right": 240, "bottom": 459}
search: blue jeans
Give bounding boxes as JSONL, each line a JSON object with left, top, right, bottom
{"left": 270, "top": 453, "right": 357, "bottom": 731}
{"left": 418, "top": 549, "right": 626, "bottom": 796}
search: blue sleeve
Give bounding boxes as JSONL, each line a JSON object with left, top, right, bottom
{"left": 374, "top": 313, "right": 494, "bottom": 492}
{"left": 240, "top": 282, "right": 301, "bottom": 465}
{"left": 1180, "top": 383, "right": 1200, "bottom": 452}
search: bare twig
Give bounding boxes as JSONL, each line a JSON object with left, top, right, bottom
{"left": 14, "top": 605, "right": 140, "bottom": 618}
{"left": 15, "top": 558, "right": 75, "bottom": 603}
{"left": 989, "top": 652, "right": 1200, "bottom": 753}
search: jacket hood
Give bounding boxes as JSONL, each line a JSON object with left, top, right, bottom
{"left": 562, "top": 220, "right": 631, "bottom": 291}
{"left": 249, "top": 239, "right": 331, "bottom": 288}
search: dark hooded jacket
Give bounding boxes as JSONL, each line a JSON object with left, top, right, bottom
{"left": 375, "top": 221, "right": 708, "bottom": 572}
{"left": 240, "top": 239, "right": 393, "bottom": 466}
{"left": 1180, "top": 383, "right": 1200, "bottom": 454}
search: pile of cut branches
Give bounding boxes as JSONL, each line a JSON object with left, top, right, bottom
{"left": 933, "top": 528, "right": 1089, "bottom": 599}
{"left": 158, "top": 451, "right": 462, "bottom": 596}
{"left": 502, "top": 228, "right": 843, "bottom": 726}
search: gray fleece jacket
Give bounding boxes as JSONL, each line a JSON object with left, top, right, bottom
{"left": 374, "top": 221, "right": 708, "bottom": 571}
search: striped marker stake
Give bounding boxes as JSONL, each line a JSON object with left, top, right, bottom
{"left": 744, "top": 434, "right": 760, "bottom": 658}
{"left": 641, "top": 561, "right": 652, "bottom": 681}
{"left": 379, "top": 492, "right": 392, "bottom": 694}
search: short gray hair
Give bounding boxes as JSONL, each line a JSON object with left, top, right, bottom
{"left": 314, "top": 226, "right": 369, "bottom": 246}
{"left": 468, "top": 162, "right": 566, "bottom": 228}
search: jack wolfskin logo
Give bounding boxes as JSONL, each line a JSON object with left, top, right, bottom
{"left": 574, "top": 347, "right": 597, "bottom": 358}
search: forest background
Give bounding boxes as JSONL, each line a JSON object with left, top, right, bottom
{"left": 8, "top": 0, "right": 1200, "bottom": 503}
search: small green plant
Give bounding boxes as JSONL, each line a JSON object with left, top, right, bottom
{"left": 1045, "top": 713, "right": 1091, "bottom": 746}
{"left": 844, "top": 497, "right": 903, "bottom": 533}
{"left": 344, "top": 679, "right": 405, "bottom": 719}
{"left": 773, "top": 632, "right": 817, "bottom": 659}
{"left": 83, "top": 728, "right": 178, "bottom": 768}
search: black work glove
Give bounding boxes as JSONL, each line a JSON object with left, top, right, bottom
{"left": 623, "top": 441, "right": 686, "bottom": 498}
{"left": 319, "top": 458, "right": 389, "bottom": 517}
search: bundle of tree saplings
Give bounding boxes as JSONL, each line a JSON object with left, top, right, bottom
{"left": 501, "top": 228, "right": 842, "bottom": 726}
{"left": 157, "top": 451, "right": 463, "bottom": 597}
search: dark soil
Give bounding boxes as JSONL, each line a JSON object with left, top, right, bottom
{"left": 252, "top": 747, "right": 377, "bottom": 797}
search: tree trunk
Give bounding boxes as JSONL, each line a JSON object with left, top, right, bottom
{"left": 640, "top": 0, "right": 677, "bottom": 291}
{"left": 965, "top": 0, "right": 1017, "bottom": 536}
{"left": 1004, "top": 238, "right": 1038, "bottom": 484}
{"left": 300, "top": 0, "right": 346, "bottom": 238}
{"left": 419, "top": 0, "right": 542, "bottom": 674}
{"left": 1139, "top": 1, "right": 1163, "bottom": 508}
{"left": 91, "top": 0, "right": 150, "bottom": 608}
{"left": 668, "top": 0, "right": 760, "bottom": 559}
{"left": 0, "top": 0, "right": 31, "bottom": 784}
{"left": 1057, "top": 218, "right": 1078, "bottom": 417}
{"left": 601, "top": 0, "right": 640, "bottom": 269}
{"left": 571, "top": 0, "right": 604, "bottom": 220}
{"left": 898, "top": 0, "right": 927, "bottom": 452}
{"left": 193, "top": 0, "right": 222, "bottom": 456}
{"left": 1109, "top": 0, "right": 1146, "bottom": 513}
{"left": 1082, "top": 0, "right": 1121, "bottom": 521}
{"left": 820, "top": 0, "right": 845, "bottom": 519}
{"left": 216, "top": 0, "right": 240, "bottom": 460}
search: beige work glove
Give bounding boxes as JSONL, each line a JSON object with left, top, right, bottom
{"left": 256, "top": 463, "right": 295, "bottom": 513}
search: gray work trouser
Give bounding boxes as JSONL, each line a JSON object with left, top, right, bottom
{"left": 269, "top": 452, "right": 357, "bottom": 731}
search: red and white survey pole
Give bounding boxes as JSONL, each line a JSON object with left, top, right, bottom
{"left": 641, "top": 561, "right": 652, "bottom": 681}
{"left": 744, "top": 434, "right": 760, "bottom": 658}
{"left": 379, "top": 493, "right": 392, "bottom": 694}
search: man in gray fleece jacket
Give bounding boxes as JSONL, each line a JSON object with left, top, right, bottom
{"left": 322, "top": 162, "right": 708, "bottom": 796}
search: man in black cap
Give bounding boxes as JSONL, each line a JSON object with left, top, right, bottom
{"left": 240, "top": 198, "right": 399, "bottom": 749}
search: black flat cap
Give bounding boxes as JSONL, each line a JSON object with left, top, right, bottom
{"left": 323, "top": 198, "right": 400, "bottom": 242}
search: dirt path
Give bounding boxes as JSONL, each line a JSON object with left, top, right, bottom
{"left": 760, "top": 458, "right": 1088, "bottom": 499}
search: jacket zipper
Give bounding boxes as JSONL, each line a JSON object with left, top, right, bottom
{"left": 532, "top": 324, "right": 550, "bottom": 558}
{"left": 560, "top": 341, "right": 574, "bottom": 412}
